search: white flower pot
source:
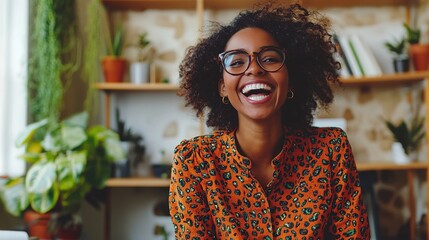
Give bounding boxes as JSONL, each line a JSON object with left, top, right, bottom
{"left": 391, "top": 142, "right": 409, "bottom": 164}
{"left": 130, "top": 62, "right": 150, "bottom": 84}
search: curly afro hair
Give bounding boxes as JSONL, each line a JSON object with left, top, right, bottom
{"left": 178, "top": 2, "right": 339, "bottom": 131}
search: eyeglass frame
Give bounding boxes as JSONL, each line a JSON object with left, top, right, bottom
{"left": 218, "top": 46, "right": 287, "bottom": 76}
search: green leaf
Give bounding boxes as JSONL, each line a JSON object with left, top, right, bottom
{"left": 19, "top": 153, "right": 42, "bottom": 164}
{"left": 30, "top": 185, "right": 59, "bottom": 213}
{"left": 41, "top": 128, "right": 62, "bottom": 152}
{"left": 105, "top": 138, "right": 125, "bottom": 162}
{"left": 60, "top": 186, "right": 88, "bottom": 211}
{"left": 61, "top": 125, "right": 87, "bottom": 150}
{"left": 15, "top": 119, "right": 49, "bottom": 147}
{"left": 112, "top": 27, "right": 123, "bottom": 56}
{"left": 25, "top": 161, "right": 56, "bottom": 194}
{"left": 63, "top": 112, "right": 88, "bottom": 128}
{"left": 0, "top": 178, "right": 29, "bottom": 217}
{"left": 85, "top": 158, "right": 112, "bottom": 189}
{"left": 404, "top": 22, "right": 420, "bottom": 44}
{"left": 385, "top": 117, "right": 425, "bottom": 154}
{"left": 57, "top": 151, "right": 87, "bottom": 191}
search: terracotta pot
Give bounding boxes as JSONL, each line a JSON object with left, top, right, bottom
{"left": 102, "top": 56, "right": 127, "bottom": 82}
{"left": 23, "top": 210, "right": 82, "bottom": 240}
{"left": 23, "top": 210, "right": 54, "bottom": 240}
{"left": 409, "top": 44, "right": 429, "bottom": 71}
{"left": 56, "top": 224, "right": 82, "bottom": 240}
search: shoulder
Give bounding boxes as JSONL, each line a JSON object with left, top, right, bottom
{"left": 175, "top": 129, "right": 230, "bottom": 149}
{"left": 309, "top": 126, "right": 347, "bottom": 138}
{"left": 288, "top": 126, "right": 348, "bottom": 143}
{"left": 174, "top": 129, "right": 231, "bottom": 161}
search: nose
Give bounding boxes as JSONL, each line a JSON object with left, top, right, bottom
{"left": 244, "top": 55, "right": 264, "bottom": 76}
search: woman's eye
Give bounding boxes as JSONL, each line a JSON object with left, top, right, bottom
{"left": 229, "top": 59, "right": 245, "bottom": 67}
{"left": 262, "top": 56, "right": 281, "bottom": 63}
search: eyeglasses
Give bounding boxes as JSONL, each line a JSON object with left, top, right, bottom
{"left": 218, "top": 47, "right": 286, "bottom": 76}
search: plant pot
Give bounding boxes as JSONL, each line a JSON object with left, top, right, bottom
{"left": 102, "top": 56, "right": 127, "bottom": 82}
{"left": 56, "top": 224, "right": 82, "bottom": 240}
{"left": 23, "top": 210, "right": 54, "bottom": 240}
{"left": 409, "top": 44, "right": 429, "bottom": 71}
{"left": 151, "top": 164, "right": 172, "bottom": 179}
{"left": 393, "top": 55, "right": 409, "bottom": 73}
{"left": 130, "top": 62, "right": 150, "bottom": 84}
{"left": 112, "top": 141, "right": 134, "bottom": 177}
{"left": 391, "top": 142, "right": 409, "bottom": 164}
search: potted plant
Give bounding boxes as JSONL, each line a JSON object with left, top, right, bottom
{"left": 29, "top": 0, "right": 80, "bottom": 121}
{"left": 154, "top": 224, "right": 169, "bottom": 240}
{"left": 151, "top": 150, "right": 172, "bottom": 179}
{"left": 102, "top": 26, "right": 127, "bottom": 82}
{"left": 114, "top": 108, "right": 146, "bottom": 177}
{"left": 0, "top": 112, "right": 124, "bottom": 239}
{"left": 130, "top": 32, "right": 153, "bottom": 84}
{"left": 384, "top": 37, "right": 409, "bottom": 72}
{"left": 404, "top": 23, "right": 429, "bottom": 71}
{"left": 384, "top": 116, "right": 425, "bottom": 162}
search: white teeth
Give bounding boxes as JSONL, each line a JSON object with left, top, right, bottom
{"left": 248, "top": 94, "right": 269, "bottom": 101}
{"left": 241, "top": 83, "right": 272, "bottom": 94}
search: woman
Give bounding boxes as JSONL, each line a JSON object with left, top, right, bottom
{"left": 169, "top": 2, "right": 370, "bottom": 239}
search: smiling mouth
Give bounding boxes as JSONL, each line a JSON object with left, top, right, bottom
{"left": 241, "top": 83, "right": 273, "bottom": 101}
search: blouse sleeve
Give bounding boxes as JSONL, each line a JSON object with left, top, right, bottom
{"left": 326, "top": 128, "right": 371, "bottom": 239}
{"left": 168, "top": 140, "right": 216, "bottom": 239}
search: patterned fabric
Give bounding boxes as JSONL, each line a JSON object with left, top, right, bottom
{"left": 169, "top": 127, "right": 370, "bottom": 240}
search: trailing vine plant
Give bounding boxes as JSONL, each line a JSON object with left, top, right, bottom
{"left": 29, "top": 0, "right": 80, "bottom": 122}
{"left": 83, "top": 0, "right": 110, "bottom": 113}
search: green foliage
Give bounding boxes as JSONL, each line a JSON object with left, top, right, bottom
{"left": 138, "top": 32, "right": 150, "bottom": 50}
{"left": 83, "top": 0, "right": 110, "bottom": 111}
{"left": 111, "top": 27, "right": 124, "bottom": 57}
{"left": 384, "top": 117, "right": 425, "bottom": 154}
{"left": 404, "top": 22, "right": 421, "bottom": 44}
{"left": 154, "top": 225, "right": 169, "bottom": 240}
{"left": 384, "top": 38, "right": 406, "bottom": 56}
{"left": 0, "top": 112, "right": 124, "bottom": 224}
{"left": 137, "top": 32, "right": 151, "bottom": 62}
{"left": 29, "top": 0, "right": 80, "bottom": 121}
{"left": 115, "top": 108, "right": 142, "bottom": 142}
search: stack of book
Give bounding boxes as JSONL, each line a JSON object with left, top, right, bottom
{"left": 333, "top": 34, "right": 383, "bottom": 78}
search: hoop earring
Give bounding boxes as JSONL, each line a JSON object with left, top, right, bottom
{"left": 287, "top": 90, "right": 294, "bottom": 99}
{"left": 222, "top": 96, "right": 229, "bottom": 104}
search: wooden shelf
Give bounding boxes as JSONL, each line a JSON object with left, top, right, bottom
{"left": 357, "top": 162, "right": 427, "bottom": 171}
{"left": 102, "top": 0, "right": 196, "bottom": 10}
{"left": 94, "top": 72, "right": 429, "bottom": 91}
{"left": 102, "top": 0, "right": 413, "bottom": 10}
{"left": 106, "top": 177, "right": 170, "bottom": 187}
{"left": 339, "top": 71, "right": 429, "bottom": 86}
{"left": 105, "top": 162, "right": 427, "bottom": 187}
{"left": 94, "top": 82, "right": 179, "bottom": 91}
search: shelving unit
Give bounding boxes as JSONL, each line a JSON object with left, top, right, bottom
{"left": 97, "top": 0, "right": 428, "bottom": 239}
{"left": 102, "top": 0, "right": 413, "bottom": 10}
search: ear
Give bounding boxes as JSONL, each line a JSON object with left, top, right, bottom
{"left": 218, "top": 79, "right": 226, "bottom": 97}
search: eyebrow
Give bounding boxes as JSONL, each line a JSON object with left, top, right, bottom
{"left": 224, "top": 46, "right": 281, "bottom": 53}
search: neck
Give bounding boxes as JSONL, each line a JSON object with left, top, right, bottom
{"left": 235, "top": 119, "right": 284, "bottom": 166}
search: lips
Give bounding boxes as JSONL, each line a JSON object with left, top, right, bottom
{"left": 241, "top": 83, "right": 273, "bottom": 102}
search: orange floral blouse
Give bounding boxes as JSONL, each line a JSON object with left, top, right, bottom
{"left": 169, "top": 127, "right": 370, "bottom": 239}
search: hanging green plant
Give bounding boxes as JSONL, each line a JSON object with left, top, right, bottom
{"left": 83, "top": 0, "right": 111, "bottom": 109}
{"left": 29, "top": 0, "right": 80, "bottom": 122}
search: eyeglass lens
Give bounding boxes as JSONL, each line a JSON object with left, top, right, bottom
{"left": 222, "top": 48, "right": 285, "bottom": 75}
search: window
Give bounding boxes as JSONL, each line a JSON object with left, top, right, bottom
{"left": 0, "top": 0, "right": 28, "bottom": 176}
